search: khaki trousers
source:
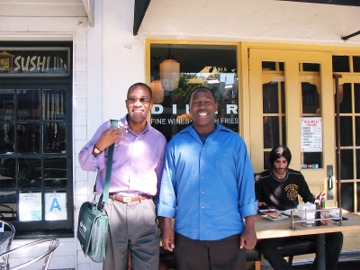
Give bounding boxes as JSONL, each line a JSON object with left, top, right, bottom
{"left": 102, "top": 199, "right": 160, "bottom": 270}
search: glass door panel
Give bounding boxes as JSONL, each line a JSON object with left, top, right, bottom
{"left": 262, "top": 69, "right": 286, "bottom": 168}
{"left": 337, "top": 74, "right": 360, "bottom": 212}
{"left": 300, "top": 65, "right": 322, "bottom": 169}
{"left": 249, "top": 49, "right": 336, "bottom": 205}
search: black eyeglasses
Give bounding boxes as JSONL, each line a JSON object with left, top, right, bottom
{"left": 126, "top": 97, "right": 152, "bottom": 104}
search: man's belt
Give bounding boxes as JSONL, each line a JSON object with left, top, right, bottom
{"left": 109, "top": 194, "right": 152, "bottom": 203}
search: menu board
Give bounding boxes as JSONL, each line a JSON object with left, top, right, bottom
{"left": 301, "top": 117, "right": 322, "bottom": 152}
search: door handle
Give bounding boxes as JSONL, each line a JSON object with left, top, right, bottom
{"left": 326, "top": 165, "right": 334, "bottom": 200}
{"left": 328, "top": 175, "right": 333, "bottom": 190}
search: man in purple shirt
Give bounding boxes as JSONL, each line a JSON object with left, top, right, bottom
{"left": 79, "top": 82, "right": 167, "bottom": 270}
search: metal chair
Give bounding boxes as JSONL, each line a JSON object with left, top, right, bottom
{"left": 0, "top": 220, "right": 16, "bottom": 255}
{"left": 0, "top": 220, "right": 16, "bottom": 270}
{"left": 0, "top": 238, "right": 59, "bottom": 270}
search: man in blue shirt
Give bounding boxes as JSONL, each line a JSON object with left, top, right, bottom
{"left": 157, "top": 86, "right": 258, "bottom": 270}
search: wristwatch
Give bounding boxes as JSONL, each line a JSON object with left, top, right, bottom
{"left": 93, "top": 146, "right": 103, "bottom": 154}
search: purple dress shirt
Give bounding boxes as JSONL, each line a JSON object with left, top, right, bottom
{"left": 78, "top": 115, "right": 167, "bottom": 196}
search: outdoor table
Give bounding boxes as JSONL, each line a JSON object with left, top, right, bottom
{"left": 255, "top": 209, "right": 360, "bottom": 270}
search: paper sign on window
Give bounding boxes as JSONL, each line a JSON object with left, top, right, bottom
{"left": 45, "top": 193, "right": 67, "bottom": 221}
{"left": 19, "top": 192, "right": 42, "bottom": 221}
{"left": 301, "top": 117, "right": 322, "bottom": 152}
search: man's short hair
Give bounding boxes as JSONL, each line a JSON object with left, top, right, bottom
{"left": 189, "top": 86, "right": 216, "bottom": 103}
{"left": 127, "top": 82, "right": 152, "bottom": 99}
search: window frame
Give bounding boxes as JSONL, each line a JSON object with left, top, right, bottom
{"left": 0, "top": 42, "right": 74, "bottom": 238}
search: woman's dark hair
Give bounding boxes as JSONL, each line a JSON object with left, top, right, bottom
{"left": 127, "top": 82, "right": 152, "bottom": 99}
{"left": 269, "top": 145, "right": 292, "bottom": 167}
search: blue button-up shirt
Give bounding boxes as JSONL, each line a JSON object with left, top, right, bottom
{"left": 78, "top": 116, "right": 167, "bottom": 196}
{"left": 157, "top": 124, "right": 258, "bottom": 241}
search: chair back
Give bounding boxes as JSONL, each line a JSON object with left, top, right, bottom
{"left": 0, "top": 220, "right": 16, "bottom": 251}
{"left": 0, "top": 220, "right": 16, "bottom": 268}
{"left": 0, "top": 238, "right": 59, "bottom": 270}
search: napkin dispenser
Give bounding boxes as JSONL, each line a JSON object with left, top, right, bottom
{"left": 297, "top": 202, "right": 316, "bottom": 227}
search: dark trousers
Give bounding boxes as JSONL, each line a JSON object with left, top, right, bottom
{"left": 174, "top": 233, "right": 246, "bottom": 270}
{"left": 260, "top": 232, "right": 343, "bottom": 270}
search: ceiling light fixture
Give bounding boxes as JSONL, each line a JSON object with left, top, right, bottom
{"left": 151, "top": 56, "right": 164, "bottom": 103}
{"left": 160, "top": 44, "right": 180, "bottom": 92}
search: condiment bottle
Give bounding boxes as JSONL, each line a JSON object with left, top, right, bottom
{"left": 320, "top": 195, "right": 326, "bottom": 208}
{"left": 320, "top": 197, "right": 328, "bottom": 225}
{"left": 315, "top": 199, "right": 321, "bottom": 226}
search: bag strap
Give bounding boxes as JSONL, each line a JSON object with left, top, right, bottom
{"left": 101, "top": 119, "right": 118, "bottom": 204}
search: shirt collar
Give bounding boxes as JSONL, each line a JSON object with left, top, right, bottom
{"left": 180, "top": 123, "right": 231, "bottom": 134}
{"left": 121, "top": 115, "right": 150, "bottom": 136}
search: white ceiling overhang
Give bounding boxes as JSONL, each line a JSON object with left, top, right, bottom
{"left": 1, "top": 1, "right": 359, "bottom": 38}
{"left": 0, "top": 0, "right": 149, "bottom": 35}
{"left": 0, "top": 0, "right": 93, "bottom": 26}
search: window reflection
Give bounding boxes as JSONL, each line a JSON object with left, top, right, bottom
{"left": 302, "top": 63, "right": 320, "bottom": 72}
{"left": 355, "top": 84, "right": 360, "bottom": 113}
{"left": 0, "top": 90, "right": 15, "bottom": 121}
{"left": 341, "top": 183, "right": 354, "bottom": 212}
{"left": 302, "top": 82, "right": 320, "bottom": 114}
{"left": 16, "top": 123, "right": 40, "bottom": 153}
{"left": 0, "top": 158, "right": 16, "bottom": 188}
{"left": 340, "top": 150, "right": 354, "bottom": 180}
{"left": 261, "top": 62, "right": 286, "bottom": 165}
{"left": 44, "top": 158, "right": 67, "bottom": 188}
{"left": 353, "top": 56, "right": 360, "bottom": 72}
{"left": 263, "top": 152, "right": 271, "bottom": 170}
{"left": 17, "top": 89, "right": 41, "bottom": 120}
{"left": 356, "top": 116, "right": 360, "bottom": 146}
{"left": 150, "top": 44, "right": 238, "bottom": 141}
{"left": 18, "top": 158, "right": 41, "bottom": 188}
{"left": 339, "top": 83, "right": 352, "bottom": 113}
{"left": 333, "top": 56, "right": 350, "bottom": 72}
{"left": 43, "top": 89, "right": 66, "bottom": 120}
{"left": 263, "top": 82, "right": 279, "bottom": 113}
{"left": 263, "top": 116, "right": 280, "bottom": 148}
{"left": 357, "top": 150, "right": 360, "bottom": 179}
{"left": 338, "top": 116, "right": 353, "bottom": 146}
{"left": 0, "top": 190, "right": 17, "bottom": 220}
{"left": 0, "top": 123, "right": 14, "bottom": 154}
{"left": 44, "top": 123, "right": 66, "bottom": 153}
{"left": 262, "top": 61, "right": 284, "bottom": 71}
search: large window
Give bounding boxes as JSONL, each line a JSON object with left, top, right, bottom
{"left": 0, "top": 42, "right": 73, "bottom": 237}
{"left": 149, "top": 43, "right": 239, "bottom": 141}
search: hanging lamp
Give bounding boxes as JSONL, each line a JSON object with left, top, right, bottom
{"left": 160, "top": 45, "right": 180, "bottom": 92}
{"left": 151, "top": 56, "right": 164, "bottom": 103}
